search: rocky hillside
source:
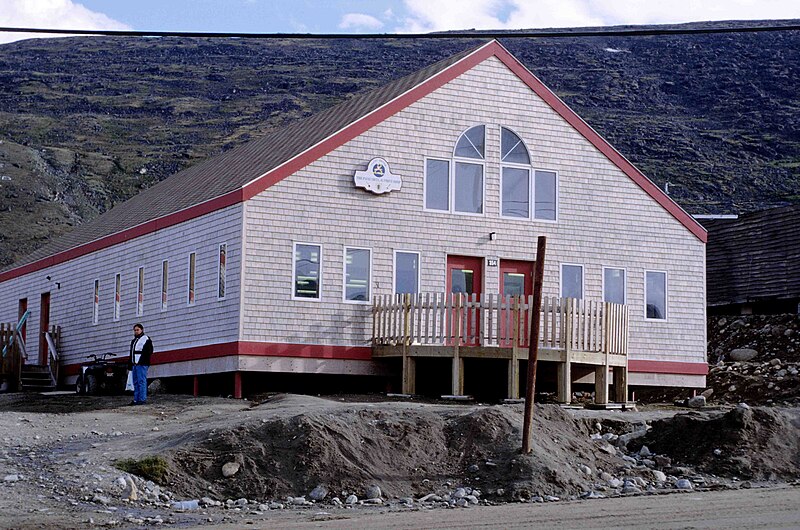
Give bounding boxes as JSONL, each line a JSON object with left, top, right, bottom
{"left": 1, "top": 21, "right": 799, "bottom": 267}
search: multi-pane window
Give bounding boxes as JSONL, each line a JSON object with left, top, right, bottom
{"left": 293, "top": 243, "right": 322, "bottom": 299}
{"left": 161, "top": 260, "right": 169, "bottom": 311}
{"left": 136, "top": 267, "right": 144, "bottom": 316}
{"left": 187, "top": 252, "right": 196, "bottom": 305}
{"left": 603, "top": 268, "right": 626, "bottom": 305}
{"left": 646, "top": 271, "right": 667, "bottom": 320}
{"left": 425, "top": 125, "right": 485, "bottom": 214}
{"left": 113, "top": 273, "right": 121, "bottom": 321}
{"left": 394, "top": 251, "right": 420, "bottom": 294}
{"left": 218, "top": 243, "right": 227, "bottom": 300}
{"left": 501, "top": 128, "right": 531, "bottom": 218}
{"left": 344, "top": 247, "right": 371, "bottom": 302}
{"left": 92, "top": 280, "right": 99, "bottom": 324}
{"left": 560, "top": 264, "right": 583, "bottom": 300}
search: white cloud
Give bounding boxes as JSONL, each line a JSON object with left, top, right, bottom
{"left": 395, "top": 0, "right": 800, "bottom": 33}
{"left": 0, "top": 0, "right": 130, "bottom": 45}
{"left": 339, "top": 13, "right": 384, "bottom": 31}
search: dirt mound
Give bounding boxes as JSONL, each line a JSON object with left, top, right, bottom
{"left": 168, "top": 397, "right": 624, "bottom": 502}
{"left": 631, "top": 406, "right": 800, "bottom": 480}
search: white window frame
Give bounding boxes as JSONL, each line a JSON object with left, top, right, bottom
{"left": 423, "top": 157, "right": 451, "bottom": 213}
{"left": 161, "top": 260, "right": 169, "bottom": 312}
{"left": 602, "top": 266, "right": 627, "bottom": 305}
{"left": 393, "top": 250, "right": 421, "bottom": 295}
{"left": 292, "top": 242, "right": 323, "bottom": 301}
{"left": 92, "top": 279, "right": 99, "bottom": 325}
{"left": 451, "top": 158, "right": 486, "bottom": 217}
{"left": 342, "top": 246, "right": 372, "bottom": 304}
{"left": 217, "top": 242, "right": 227, "bottom": 301}
{"left": 533, "top": 168, "right": 559, "bottom": 223}
{"left": 113, "top": 273, "right": 121, "bottom": 322}
{"left": 499, "top": 163, "right": 532, "bottom": 220}
{"left": 644, "top": 270, "right": 668, "bottom": 321}
{"left": 560, "top": 263, "right": 584, "bottom": 300}
{"left": 187, "top": 251, "right": 197, "bottom": 306}
{"left": 135, "top": 266, "right": 145, "bottom": 316}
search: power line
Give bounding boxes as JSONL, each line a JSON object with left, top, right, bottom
{"left": 1, "top": 23, "right": 799, "bottom": 40}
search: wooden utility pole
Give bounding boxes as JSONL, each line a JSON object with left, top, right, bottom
{"left": 522, "top": 236, "right": 547, "bottom": 454}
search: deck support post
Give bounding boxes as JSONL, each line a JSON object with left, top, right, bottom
{"left": 193, "top": 375, "right": 200, "bottom": 397}
{"left": 508, "top": 297, "right": 520, "bottom": 399}
{"left": 595, "top": 366, "right": 609, "bottom": 404}
{"left": 233, "top": 371, "right": 242, "bottom": 399}
{"left": 557, "top": 298, "right": 573, "bottom": 404}
{"left": 452, "top": 294, "right": 464, "bottom": 396}
{"left": 613, "top": 365, "right": 628, "bottom": 403}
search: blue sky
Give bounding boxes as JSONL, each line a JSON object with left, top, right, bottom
{"left": 2, "top": 0, "right": 800, "bottom": 44}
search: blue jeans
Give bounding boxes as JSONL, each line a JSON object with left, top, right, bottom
{"left": 133, "top": 364, "right": 149, "bottom": 403}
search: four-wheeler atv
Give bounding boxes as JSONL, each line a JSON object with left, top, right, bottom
{"left": 75, "top": 353, "right": 128, "bottom": 395}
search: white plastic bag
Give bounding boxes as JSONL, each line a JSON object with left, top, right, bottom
{"left": 125, "top": 370, "right": 134, "bottom": 392}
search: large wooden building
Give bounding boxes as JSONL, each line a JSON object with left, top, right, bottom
{"left": 0, "top": 41, "right": 708, "bottom": 400}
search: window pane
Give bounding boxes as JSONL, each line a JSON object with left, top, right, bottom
{"left": 502, "top": 167, "right": 530, "bottom": 218}
{"left": 295, "top": 244, "right": 321, "bottom": 298}
{"left": 218, "top": 244, "right": 227, "bottom": 299}
{"left": 501, "top": 128, "right": 530, "bottom": 164}
{"left": 503, "top": 273, "right": 525, "bottom": 296}
{"left": 425, "top": 159, "right": 449, "bottom": 210}
{"left": 534, "top": 170, "right": 557, "bottom": 220}
{"left": 454, "top": 125, "right": 485, "bottom": 159}
{"left": 137, "top": 267, "right": 144, "bottom": 316}
{"left": 646, "top": 271, "right": 667, "bottom": 319}
{"left": 604, "top": 268, "right": 625, "bottom": 304}
{"left": 345, "top": 248, "right": 370, "bottom": 301}
{"left": 561, "top": 265, "right": 583, "bottom": 299}
{"left": 395, "top": 252, "right": 419, "bottom": 294}
{"left": 450, "top": 269, "right": 474, "bottom": 294}
{"left": 161, "top": 261, "right": 169, "bottom": 310}
{"left": 188, "top": 252, "right": 196, "bottom": 305}
{"left": 454, "top": 162, "right": 483, "bottom": 214}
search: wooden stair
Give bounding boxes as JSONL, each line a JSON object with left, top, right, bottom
{"left": 20, "top": 365, "right": 56, "bottom": 392}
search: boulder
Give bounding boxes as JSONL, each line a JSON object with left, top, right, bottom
{"left": 309, "top": 485, "right": 328, "bottom": 501}
{"left": 221, "top": 461, "right": 240, "bottom": 478}
{"left": 687, "top": 396, "right": 706, "bottom": 408}
{"left": 729, "top": 348, "right": 758, "bottom": 362}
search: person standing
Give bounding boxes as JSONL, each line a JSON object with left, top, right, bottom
{"left": 129, "top": 323, "right": 153, "bottom": 405}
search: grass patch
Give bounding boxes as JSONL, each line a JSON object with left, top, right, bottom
{"left": 114, "top": 456, "right": 170, "bottom": 484}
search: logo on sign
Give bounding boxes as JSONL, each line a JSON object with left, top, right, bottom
{"left": 354, "top": 157, "right": 402, "bottom": 194}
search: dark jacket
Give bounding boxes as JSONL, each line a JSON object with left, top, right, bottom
{"left": 130, "top": 334, "right": 154, "bottom": 366}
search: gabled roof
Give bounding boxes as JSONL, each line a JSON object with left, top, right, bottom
{"left": 1, "top": 40, "right": 706, "bottom": 282}
{"left": 704, "top": 204, "right": 800, "bottom": 306}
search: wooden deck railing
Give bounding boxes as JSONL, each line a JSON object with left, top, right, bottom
{"left": 373, "top": 293, "right": 628, "bottom": 355}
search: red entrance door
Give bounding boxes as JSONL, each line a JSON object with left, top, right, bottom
{"left": 38, "top": 292, "right": 50, "bottom": 365}
{"left": 446, "top": 256, "right": 483, "bottom": 345}
{"left": 499, "top": 260, "right": 534, "bottom": 346}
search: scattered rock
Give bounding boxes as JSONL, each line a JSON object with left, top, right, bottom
{"left": 345, "top": 495, "right": 358, "bottom": 505}
{"left": 172, "top": 499, "right": 199, "bottom": 510}
{"left": 364, "top": 484, "right": 381, "bottom": 499}
{"left": 221, "top": 461, "right": 240, "bottom": 478}
{"left": 675, "top": 479, "right": 693, "bottom": 490}
{"left": 729, "top": 348, "right": 758, "bottom": 362}
{"left": 309, "top": 485, "right": 328, "bottom": 501}
{"left": 687, "top": 396, "right": 706, "bottom": 408}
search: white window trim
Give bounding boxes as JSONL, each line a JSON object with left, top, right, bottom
{"left": 560, "top": 263, "right": 584, "bottom": 300}
{"left": 160, "top": 260, "right": 169, "bottom": 312}
{"left": 532, "top": 168, "right": 559, "bottom": 223}
{"left": 499, "top": 164, "right": 532, "bottom": 220}
{"left": 601, "top": 266, "right": 627, "bottom": 305}
{"left": 644, "top": 270, "right": 669, "bottom": 321}
{"left": 451, "top": 124, "right": 487, "bottom": 161}
{"left": 113, "top": 273, "right": 121, "bottom": 322}
{"left": 217, "top": 242, "right": 227, "bottom": 301}
{"left": 187, "top": 251, "right": 197, "bottom": 307}
{"left": 423, "top": 157, "right": 451, "bottom": 213}
{"left": 451, "top": 158, "right": 486, "bottom": 217}
{"left": 342, "top": 246, "right": 372, "bottom": 304}
{"left": 135, "top": 266, "right": 145, "bottom": 316}
{"left": 92, "top": 278, "right": 100, "bottom": 325}
{"left": 393, "top": 250, "right": 421, "bottom": 295}
{"left": 292, "top": 241, "right": 323, "bottom": 301}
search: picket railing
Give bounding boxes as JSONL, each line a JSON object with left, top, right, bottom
{"left": 372, "top": 293, "right": 628, "bottom": 356}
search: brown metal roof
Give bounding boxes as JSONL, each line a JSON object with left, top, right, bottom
{"left": 3, "top": 44, "right": 482, "bottom": 272}
{"left": 704, "top": 204, "right": 800, "bottom": 306}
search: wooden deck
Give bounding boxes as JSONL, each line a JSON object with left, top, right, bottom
{"left": 372, "top": 294, "right": 629, "bottom": 404}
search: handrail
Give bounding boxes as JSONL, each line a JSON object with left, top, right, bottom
{"left": 372, "top": 293, "right": 628, "bottom": 355}
{"left": 45, "top": 325, "right": 60, "bottom": 387}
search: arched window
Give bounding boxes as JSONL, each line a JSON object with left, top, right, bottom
{"left": 425, "top": 125, "right": 485, "bottom": 214}
{"left": 500, "top": 127, "right": 557, "bottom": 221}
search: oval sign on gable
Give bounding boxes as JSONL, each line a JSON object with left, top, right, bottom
{"left": 354, "top": 157, "right": 402, "bottom": 194}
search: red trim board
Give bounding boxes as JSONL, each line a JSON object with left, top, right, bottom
{"left": 61, "top": 340, "right": 706, "bottom": 378}
{"left": 1, "top": 40, "right": 705, "bottom": 283}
